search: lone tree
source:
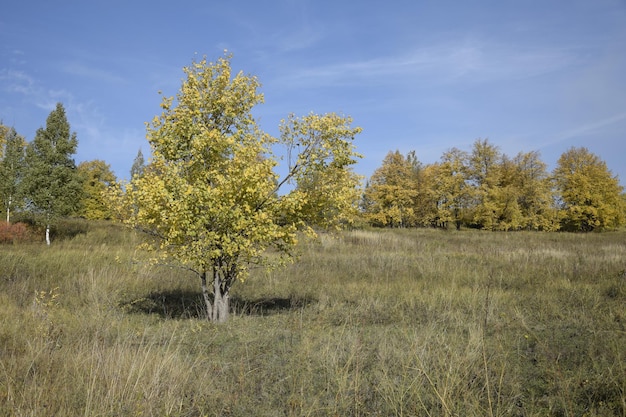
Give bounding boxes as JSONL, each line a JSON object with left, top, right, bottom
{"left": 23, "top": 103, "right": 83, "bottom": 244}
{"left": 124, "top": 54, "right": 362, "bottom": 322}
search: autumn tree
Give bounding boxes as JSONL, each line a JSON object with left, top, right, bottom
{"left": 490, "top": 154, "right": 525, "bottom": 231}
{"left": 362, "top": 150, "right": 418, "bottom": 227}
{"left": 405, "top": 151, "right": 439, "bottom": 226}
{"left": 553, "top": 147, "right": 624, "bottom": 231}
{"left": 23, "top": 103, "right": 83, "bottom": 244}
{"left": 431, "top": 147, "right": 472, "bottom": 229}
{"left": 0, "top": 124, "right": 26, "bottom": 223}
{"left": 467, "top": 139, "right": 503, "bottom": 229}
{"left": 77, "top": 160, "right": 117, "bottom": 220}
{"left": 413, "top": 162, "right": 440, "bottom": 227}
{"left": 123, "top": 54, "right": 362, "bottom": 322}
{"left": 282, "top": 113, "right": 363, "bottom": 229}
{"left": 511, "top": 150, "right": 558, "bottom": 231}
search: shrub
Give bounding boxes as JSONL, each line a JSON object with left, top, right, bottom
{"left": 0, "top": 221, "right": 31, "bottom": 244}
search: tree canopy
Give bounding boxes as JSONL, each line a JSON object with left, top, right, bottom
{"left": 362, "top": 141, "right": 622, "bottom": 231}
{"left": 77, "top": 160, "right": 117, "bottom": 220}
{"left": 554, "top": 147, "right": 624, "bottom": 231}
{"left": 121, "top": 54, "right": 362, "bottom": 322}
{"left": 362, "top": 150, "right": 418, "bottom": 227}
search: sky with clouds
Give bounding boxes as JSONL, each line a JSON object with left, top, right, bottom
{"left": 1, "top": 0, "right": 625, "bottom": 185}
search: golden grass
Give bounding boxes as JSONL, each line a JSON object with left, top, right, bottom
{"left": 1, "top": 223, "right": 625, "bottom": 416}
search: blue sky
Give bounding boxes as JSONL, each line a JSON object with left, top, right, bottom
{"left": 1, "top": 0, "right": 625, "bottom": 186}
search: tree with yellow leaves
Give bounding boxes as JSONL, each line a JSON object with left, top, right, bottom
{"left": 429, "top": 147, "right": 472, "bottom": 230}
{"left": 77, "top": 160, "right": 117, "bottom": 220}
{"left": 361, "top": 150, "right": 418, "bottom": 227}
{"left": 122, "top": 54, "right": 362, "bottom": 322}
{"left": 553, "top": 147, "right": 624, "bottom": 231}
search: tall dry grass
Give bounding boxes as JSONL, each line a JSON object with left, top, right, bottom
{"left": 1, "top": 222, "right": 625, "bottom": 416}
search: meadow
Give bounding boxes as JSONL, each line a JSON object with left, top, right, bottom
{"left": 0, "top": 222, "right": 624, "bottom": 416}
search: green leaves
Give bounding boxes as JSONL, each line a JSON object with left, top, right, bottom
{"left": 23, "top": 103, "right": 83, "bottom": 227}
{"left": 0, "top": 125, "right": 26, "bottom": 222}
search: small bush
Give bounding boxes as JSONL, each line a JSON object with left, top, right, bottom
{"left": 51, "top": 218, "right": 90, "bottom": 240}
{"left": 0, "top": 221, "right": 31, "bottom": 244}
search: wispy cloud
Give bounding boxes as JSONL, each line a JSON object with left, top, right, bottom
{"left": 549, "top": 112, "right": 626, "bottom": 144}
{"left": 0, "top": 69, "right": 69, "bottom": 111}
{"left": 0, "top": 69, "right": 35, "bottom": 95}
{"left": 59, "top": 61, "right": 126, "bottom": 84}
{"left": 275, "top": 38, "right": 583, "bottom": 88}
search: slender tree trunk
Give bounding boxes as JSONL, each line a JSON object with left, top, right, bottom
{"left": 45, "top": 224, "right": 51, "bottom": 245}
{"left": 200, "top": 270, "right": 213, "bottom": 321}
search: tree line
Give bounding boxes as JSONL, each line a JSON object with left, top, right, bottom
{"left": 361, "top": 141, "right": 626, "bottom": 232}
{"left": 2, "top": 106, "right": 625, "bottom": 245}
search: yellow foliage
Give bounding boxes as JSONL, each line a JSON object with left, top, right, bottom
{"left": 113, "top": 53, "right": 362, "bottom": 321}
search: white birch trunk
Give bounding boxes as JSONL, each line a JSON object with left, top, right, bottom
{"left": 200, "top": 270, "right": 213, "bottom": 321}
{"left": 200, "top": 267, "right": 231, "bottom": 322}
{"left": 45, "top": 225, "right": 50, "bottom": 245}
{"left": 213, "top": 272, "right": 229, "bottom": 323}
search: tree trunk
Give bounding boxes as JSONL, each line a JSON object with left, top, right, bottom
{"left": 200, "top": 268, "right": 230, "bottom": 323}
{"left": 45, "top": 224, "right": 51, "bottom": 245}
{"left": 213, "top": 268, "right": 229, "bottom": 323}
{"left": 200, "top": 270, "right": 214, "bottom": 321}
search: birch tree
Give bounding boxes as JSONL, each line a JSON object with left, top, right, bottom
{"left": 23, "top": 103, "right": 83, "bottom": 244}
{"left": 0, "top": 125, "right": 26, "bottom": 223}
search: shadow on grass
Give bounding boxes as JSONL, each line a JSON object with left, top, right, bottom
{"left": 120, "top": 290, "right": 315, "bottom": 319}
{"left": 232, "top": 295, "right": 315, "bottom": 316}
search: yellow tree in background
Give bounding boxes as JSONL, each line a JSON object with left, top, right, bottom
{"left": 122, "top": 54, "right": 362, "bottom": 322}
{"left": 362, "top": 150, "right": 417, "bottom": 227}
{"left": 431, "top": 147, "right": 472, "bottom": 230}
{"left": 553, "top": 147, "right": 624, "bottom": 231}
{"left": 511, "top": 150, "right": 558, "bottom": 231}
{"left": 77, "top": 160, "right": 117, "bottom": 220}
{"left": 467, "top": 139, "right": 502, "bottom": 230}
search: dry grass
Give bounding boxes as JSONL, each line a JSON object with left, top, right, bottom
{"left": 1, "top": 222, "right": 625, "bottom": 416}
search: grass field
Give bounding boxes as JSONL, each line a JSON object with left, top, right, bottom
{"left": 1, "top": 222, "right": 625, "bottom": 416}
